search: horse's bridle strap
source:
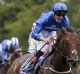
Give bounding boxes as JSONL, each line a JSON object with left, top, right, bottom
{"left": 41, "top": 66, "right": 71, "bottom": 74}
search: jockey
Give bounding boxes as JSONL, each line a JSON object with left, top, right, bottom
{"left": 0, "top": 37, "right": 21, "bottom": 65}
{"left": 28, "top": 23, "right": 57, "bottom": 54}
{"left": 20, "top": 2, "right": 75, "bottom": 74}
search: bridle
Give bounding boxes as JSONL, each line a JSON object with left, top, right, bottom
{"left": 40, "top": 45, "right": 72, "bottom": 74}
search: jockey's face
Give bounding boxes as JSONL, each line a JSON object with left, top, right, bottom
{"left": 54, "top": 15, "right": 63, "bottom": 22}
{"left": 54, "top": 11, "right": 66, "bottom": 23}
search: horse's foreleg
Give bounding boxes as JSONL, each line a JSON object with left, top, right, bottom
{"left": 76, "top": 65, "right": 80, "bottom": 74}
{"left": 70, "top": 67, "right": 76, "bottom": 74}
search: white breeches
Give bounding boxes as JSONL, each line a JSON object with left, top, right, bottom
{"left": 28, "top": 30, "right": 57, "bottom": 54}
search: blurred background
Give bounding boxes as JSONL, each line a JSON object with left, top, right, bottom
{"left": 0, "top": 0, "right": 80, "bottom": 52}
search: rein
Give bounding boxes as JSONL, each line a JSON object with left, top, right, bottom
{"left": 52, "top": 45, "right": 68, "bottom": 58}
{"left": 40, "top": 46, "right": 72, "bottom": 74}
{"left": 41, "top": 66, "right": 71, "bottom": 74}
{"left": 39, "top": 45, "right": 72, "bottom": 74}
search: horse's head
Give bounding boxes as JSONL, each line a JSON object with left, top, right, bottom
{"left": 56, "top": 27, "right": 79, "bottom": 62}
{"left": 8, "top": 50, "right": 22, "bottom": 65}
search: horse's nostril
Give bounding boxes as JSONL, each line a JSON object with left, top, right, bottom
{"left": 72, "top": 50, "right": 77, "bottom": 55}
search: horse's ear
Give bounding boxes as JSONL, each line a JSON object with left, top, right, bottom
{"left": 76, "top": 28, "right": 80, "bottom": 34}
{"left": 61, "top": 27, "right": 68, "bottom": 34}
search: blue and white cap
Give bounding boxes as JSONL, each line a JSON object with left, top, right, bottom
{"left": 11, "top": 37, "right": 19, "bottom": 49}
{"left": 52, "top": 2, "right": 68, "bottom": 12}
{"left": 6, "top": 40, "right": 12, "bottom": 50}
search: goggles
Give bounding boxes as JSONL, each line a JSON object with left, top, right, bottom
{"left": 54, "top": 10, "right": 68, "bottom": 17}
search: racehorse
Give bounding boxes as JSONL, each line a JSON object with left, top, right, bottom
{"left": 38, "top": 28, "right": 79, "bottom": 74}
{"left": 7, "top": 53, "right": 34, "bottom": 74}
{"left": 7, "top": 27, "right": 80, "bottom": 74}
{"left": 0, "top": 51, "right": 22, "bottom": 74}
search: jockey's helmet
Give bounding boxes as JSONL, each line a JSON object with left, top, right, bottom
{"left": 52, "top": 2, "right": 68, "bottom": 13}
{"left": 11, "top": 37, "right": 19, "bottom": 49}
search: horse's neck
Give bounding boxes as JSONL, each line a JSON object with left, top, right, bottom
{"left": 49, "top": 50, "right": 70, "bottom": 71}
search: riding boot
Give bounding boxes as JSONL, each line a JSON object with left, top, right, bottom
{"left": 20, "top": 50, "right": 44, "bottom": 74}
{"left": 28, "top": 50, "right": 44, "bottom": 69}
{"left": 33, "top": 47, "right": 56, "bottom": 74}
{"left": 33, "top": 56, "right": 47, "bottom": 74}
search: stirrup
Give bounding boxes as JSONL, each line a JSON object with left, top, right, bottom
{"left": 27, "top": 62, "right": 36, "bottom": 71}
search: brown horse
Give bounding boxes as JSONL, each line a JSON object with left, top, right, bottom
{"left": 38, "top": 27, "right": 80, "bottom": 74}
{"left": 7, "top": 27, "right": 80, "bottom": 74}
{"left": 7, "top": 53, "right": 34, "bottom": 74}
{"left": 0, "top": 51, "right": 22, "bottom": 74}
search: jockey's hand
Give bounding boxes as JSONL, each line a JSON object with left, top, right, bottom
{"left": 40, "top": 36, "right": 53, "bottom": 44}
{"left": 45, "top": 38, "right": 52, "bottom": 44}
